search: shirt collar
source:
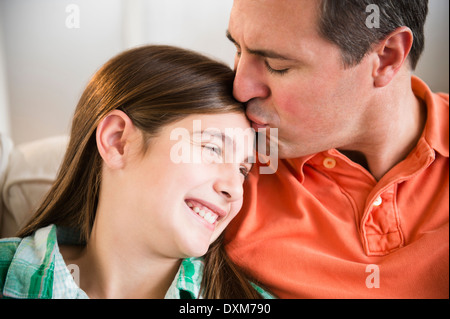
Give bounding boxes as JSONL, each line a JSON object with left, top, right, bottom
{"left": 165, "top": 257, "right": 205, "bottom": 299}
{"left": 2, "top": 225, "right": 58, "bottom": 298}
{"left": 411, "top": 76, "right": 449, "bottom": 158}
{"left": 3, "top": 225, "right": 205, "bottom": 299}
{"left": 2, "top": 225, "right": 89, "bottom": 299}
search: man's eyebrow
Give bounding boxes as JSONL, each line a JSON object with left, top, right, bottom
{"left": 226, "top": 30, "right": 297, "bottom": 61}
{"left": 226, "top": 30, "right": 239, "bottom": 47}
{"left": 248, "top": 48, "right": 296, "bottom": 61}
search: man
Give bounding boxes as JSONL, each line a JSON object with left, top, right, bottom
{"left": 224, "top": 0, "right": 448, "bottom": 298}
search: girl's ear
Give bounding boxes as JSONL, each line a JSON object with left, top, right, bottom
{"left": 96, "top": 110, "right": 137, "bottom": 170}
{"left": 371, "top": 26, "right": 414, "bottom": 88}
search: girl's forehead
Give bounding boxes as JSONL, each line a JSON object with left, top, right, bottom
{"left": 166, "top": 113, "right": 250, "bottom": 132}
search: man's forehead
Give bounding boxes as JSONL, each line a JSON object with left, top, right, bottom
{"left": 229, "top": 0, "right": 321, "bottom": 48}
{"left": 230, "top": 0, "right": 320, "bottom": 28}
{"left": 228, "top": 0, "right": 323, "bottom": 66}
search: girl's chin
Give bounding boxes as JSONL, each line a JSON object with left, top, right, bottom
{"left": 177, "top": 235, "right": 211, "bottom": 258}
{"left": 181, "top": 246, "right": 209, "bottom": 258}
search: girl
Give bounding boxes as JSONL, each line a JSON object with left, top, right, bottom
{"left": 0, "top": 45, "right": 271, "bottom": 299}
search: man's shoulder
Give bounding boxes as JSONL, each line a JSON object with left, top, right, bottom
{"left": 436, "top": 92, "right": 449, "bottom": 102}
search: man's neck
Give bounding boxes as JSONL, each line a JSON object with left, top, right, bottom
{"left": 339, "top": 82, "right": 427, "bottom": 181}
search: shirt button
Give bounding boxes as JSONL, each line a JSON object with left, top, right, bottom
{"left": 323, "top": 157, "right": 336, "bottom": 169}
{"left": 373, "top": 196, "right": 383, "bottom": 206}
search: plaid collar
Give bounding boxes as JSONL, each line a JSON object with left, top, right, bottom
{"left": 0, "top": 225, "right": 204, "bottom": 299}
{"left": 1, "top": 225, "right": 88, "bottom": 298}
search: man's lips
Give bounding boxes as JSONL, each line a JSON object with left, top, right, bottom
{"left": 251, "top": 121, "right": 269, "bottom": 131}
{"left": 247, "top": 113, "right": 269, "bottom": 130}
{"left": 247, "top": 115, "right": 266, "bottom": 127}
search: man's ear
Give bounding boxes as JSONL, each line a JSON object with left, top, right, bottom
{"left": 96, "top": 110, "right": 137, "bottom": 170}
{"left": 372, "top": 26, "right": 414, "bottom": 88}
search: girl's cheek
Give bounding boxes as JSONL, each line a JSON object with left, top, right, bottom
{"left": 229, "top": 200, "right": 244, "bottom": 219}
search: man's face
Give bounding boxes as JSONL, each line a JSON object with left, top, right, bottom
{"left": 228, "top": 0, "right": 375, "bottom": 159}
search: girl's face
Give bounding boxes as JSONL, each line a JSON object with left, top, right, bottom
{"left": 122, "top": 112, "right": 255, "bottom": 258}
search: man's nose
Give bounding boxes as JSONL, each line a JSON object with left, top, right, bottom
{"left": 233, "top": 54, "right": 270, "bottom": 103}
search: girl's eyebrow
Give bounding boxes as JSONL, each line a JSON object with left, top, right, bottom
{"left": 193, "top": 130, "right": 256, "bottom": 165}
{"left": 193, "top": 130, "right": 231, "bottom": 145}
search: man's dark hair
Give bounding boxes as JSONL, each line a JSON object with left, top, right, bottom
{"left": 319, "top": 0, "right": 428, "bottom": 69}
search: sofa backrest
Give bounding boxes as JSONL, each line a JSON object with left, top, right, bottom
{"left": 0, "top": 135, "right": 68, "bottom": 238}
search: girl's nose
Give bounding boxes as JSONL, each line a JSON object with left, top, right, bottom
{"left": 213, "top": 166, "right": 244, "bottom": 201}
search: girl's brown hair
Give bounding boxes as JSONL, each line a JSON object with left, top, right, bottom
{"left": 17, "top": 45, "right": 264, "bottom": 299}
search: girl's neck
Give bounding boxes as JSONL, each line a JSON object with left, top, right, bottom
{"left": 60, "top": 225, "right": 181, "bottom": 299}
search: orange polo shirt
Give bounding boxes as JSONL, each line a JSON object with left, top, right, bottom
{"left": 225, "top": 76, "right": 449, "bottom": 298}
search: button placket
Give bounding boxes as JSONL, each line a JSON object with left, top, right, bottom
{"left": 362, "top": 185, "right": 404, "bottom": 256}
{"left": 373, "top": 196, "right": 383, "bottom": 207}
{"left": 323, "top": 157, "right": 337, "bottom": 169}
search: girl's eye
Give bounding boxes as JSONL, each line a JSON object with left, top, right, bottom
{"left": 264, "top": 60, "right": 290, "bottom": 75}
{"left": 203, "top": 144, "right": 222, "bottom": 157}
{"left": 239, "top": 166, "right": 250, "bottom": 179}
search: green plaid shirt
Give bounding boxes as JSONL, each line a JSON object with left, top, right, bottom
{"left": 0, "top": 225, "right": 272, "bottom": 299}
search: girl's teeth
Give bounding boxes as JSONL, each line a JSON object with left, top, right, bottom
{"left": 187, "top": 201, "right": 218, "bottom": 224}
{"left": 209, "top": 214, "right": 218, "bottom": 224}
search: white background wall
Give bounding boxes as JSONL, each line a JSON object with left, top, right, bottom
{"left": 0, "top": 10, "right": 10, "bottom": 137}
{"left": 0, "top": 0, "right": 448, "bottom": 145}
{"left": 414, "top": 0, "right": 449, "bottom": 95}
